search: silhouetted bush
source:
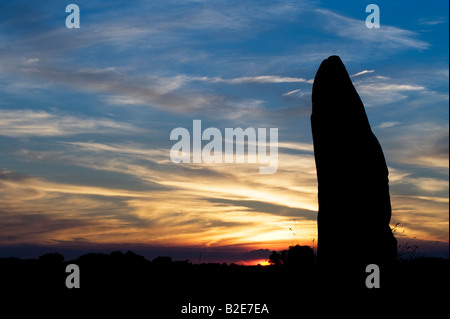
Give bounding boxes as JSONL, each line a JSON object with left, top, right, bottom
{"left": 286, "top": 245, "right": 315, "bottom": 267}
{"left": 269, "top": 245, "right": 315, "bottom": 267}
{"left": 152, "top": 256, "right": 172, "bottom": 265}
{"left": 38, "top": 252, "right": 64, "bottom": 263}
{"left": 268, "top": 250, "right": 283, "bottom": 265}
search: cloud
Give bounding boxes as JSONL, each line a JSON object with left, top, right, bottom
{"left": 0, "top": 109, "right": 140, "bottom": 137}
{"left": 389, "top": 166, "right": 448, "bottom": 195}
{"left": 315, "top": 9, "right": 430, "bottom": 50}
{"left": 12, "top": 64, "right": 313, "bottom": 121}
{"left": 18, "top": 66, "right": 223, "bottom": 114}
{"left": 96, "top": 139, "right": 316, "bottom": 207}
{"left": 0, "top": 168, "right": 272, "bottom": 247}
{"left": 391, "top": 194, "right": 449, "bottom": 241}
{"left": 177, "top": 74, "right": 309, "bottom": 86}
{"left": 0, "top": 135, "right": 321, "bottom": 248}
{"left": 383, "top": 122, "right": 449, "bottom": 170}
{"left": 207, "top": 198, "right": 316, "bottom": 220}
{"left": 413, "top": 178, "right": 449, "bottom": 193}
{"left": 0, "top": 211, "right": 89, "bottom": 244}
{"left": 361, "top": 84, "right": 425, "bottom": 91}
{"left": 1, "top": 121, "right": 447, "bottom": 249}
{"left": 17, "top": 66, "right": 275, "bottom": 119}
{"left": 208, "top": 75, "right": 308, "bottom": 84}
{"left": 24, "top": 58, "right": 40, "bottom": 65}
{"left": 355, "top": 79, "right": 427, "bottom": 106}
{"left": 278, "top": 141, "right": 314, "bottom": 152}
{"left": 376, "top": 121, "right": 400, "bottom": 129}
{"left": 351, "top": 70, "right": 374, "bottom": 77}
{"left": 0, "top": 169, "right": 157, "bottom": 244}
{"left": 282, "top": 89, "right": 302, "bottom": 96}
{"left": 418, "top": 17, "right": 447, "bottom": 25}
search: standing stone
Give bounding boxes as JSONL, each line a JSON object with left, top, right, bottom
{"left": 311, "top": 56, "right": 397, "bottom": 285}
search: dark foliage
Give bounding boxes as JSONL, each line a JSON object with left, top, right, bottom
{"left": 268, "top": 245, "right": 315, "bottom": 268}
{"left": 0, "top": 250, "right": 448, "bottom": 317}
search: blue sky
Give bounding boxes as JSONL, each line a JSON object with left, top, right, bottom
{"left": 0, "top": 0, "right": 448, "bottom": 262}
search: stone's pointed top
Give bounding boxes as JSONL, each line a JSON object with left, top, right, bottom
{"left": 311, "top": 55, "right": 367, "bottom": 125}
{"left": 312, "top": 56, "right": 355, "bottom": 113}
{"left": 318, "top": 55, "right": 345, "bottom": 69}
{"left": 316, "top": 56, "right": 349, "bottom": 82}
{"left": 314, "top": 56, "right": 347, "bottom": 81}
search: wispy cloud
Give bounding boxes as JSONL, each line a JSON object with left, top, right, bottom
{"left": 278, "top": 141, "right": 314, "bottom": 152}
{"left": 391, "top": 194, "right": 449, "bottom": 241}
{"left": 383, "top": 122, "right": 449, "bottom": 170}
{"left": 376, "top": 121, "right": 400, "bottom": 129}
{"left": 351, "top": 70, "right": 374, "bottom": 77}
{"left": 389, "top": 166, "right": 448, "bottom": 194}
{"left": 282, "top": 89, "right": 302, "bottom": 96}
{"left": 315, "top": 8, "right": 430, "bottom": 50}
{"left": 418, "top": 17, "right": 447, "bottom": 25}
{"left": 208, "top": 75, "right": 308, "bottom": 84}
{"left": 0, "top": 139, "right": 320, "bottom": 247}
{"left": 355, "top": 78, "right": 427, "bottom": 106}
{"left": 0, "top": 109, "right": 139, "bottom": 137}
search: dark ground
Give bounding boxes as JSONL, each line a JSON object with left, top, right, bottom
{"left": 1, "top": 251, "right": 448, "bottom": 317}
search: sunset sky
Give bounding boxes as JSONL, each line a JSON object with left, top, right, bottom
{"left": 0, "top": 0, "right": 448, "bottom": 263}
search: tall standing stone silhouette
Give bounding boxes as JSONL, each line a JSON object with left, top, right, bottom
{"left": 311, "top": 56, "right": 397, "bottom": 284}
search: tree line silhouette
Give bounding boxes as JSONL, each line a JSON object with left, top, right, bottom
{"left": 1, "top": 247, "right": 447, "bottom": 317}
